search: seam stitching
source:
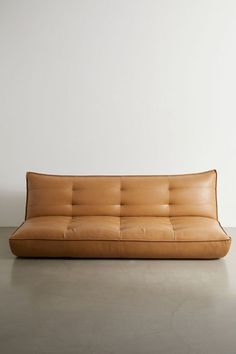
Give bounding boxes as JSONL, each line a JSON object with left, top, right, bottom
{"left": 10, "top": 239, "right": 231, "bottom": 243}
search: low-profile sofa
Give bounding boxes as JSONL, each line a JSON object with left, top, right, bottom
{"left": 9, "top": 170, "right": 231, "bottom": 259}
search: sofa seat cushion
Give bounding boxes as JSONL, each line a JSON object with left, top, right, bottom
{"left": 66, "top": 216, "right": 120, "bottom": 240}
{"left": 121, "top": 216, "right": 228, "bottom": 241}
{"left": 120, "top": 217, "right": 174, "bottom": 241}
{"left": 12, "top": 216, "right": 121, "bottom": 240}
{"left": 10, "top": 216, "right": 230, "bottom": 258}
{"left": 169, "top": 217, "right": 227, "bottom": 241}
{"left": 12, "top": 216, "right": 71, "bottom": 240}
{"left": 11, "top": 216, "right": 228, "bottom": 242}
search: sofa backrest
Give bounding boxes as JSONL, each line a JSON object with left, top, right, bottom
{"left": 25, "top": 170, "right": 218, "bottom": 219}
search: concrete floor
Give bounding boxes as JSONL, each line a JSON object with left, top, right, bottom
{"left": 0, "top": 228, "right": 236, "bottom": 354}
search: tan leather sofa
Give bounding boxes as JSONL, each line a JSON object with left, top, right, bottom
{"left": 9, "top": 170, "right": 231, "bottom": 259}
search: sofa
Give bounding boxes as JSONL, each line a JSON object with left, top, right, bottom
{"left": 9, "top": 170, "right": 231, "bottom": 259}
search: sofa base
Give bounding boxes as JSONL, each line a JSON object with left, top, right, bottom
{"left": 10, "top": 239, "right": 231, "bottom": 259}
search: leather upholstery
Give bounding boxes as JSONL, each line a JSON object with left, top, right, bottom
{"left": 9, "top": 170, "right": 231, "bottom": 259}
{"left": 26, "top": 172, "right": 217, "bottom": 218}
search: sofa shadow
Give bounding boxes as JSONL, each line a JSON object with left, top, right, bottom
{"left": 9, "top": 256, "right": 230, "bottom": 305}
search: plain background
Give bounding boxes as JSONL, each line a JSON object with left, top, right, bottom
{"left": 0, "top": 0, "right": 235, "bottom": 227}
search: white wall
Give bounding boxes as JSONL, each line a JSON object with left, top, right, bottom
{"left": 0, "top": 0, "right": 236, "bottom": 226}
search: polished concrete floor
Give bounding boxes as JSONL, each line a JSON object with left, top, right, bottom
{"left": 0, "top": 227, "right": 236, "bottom": 354}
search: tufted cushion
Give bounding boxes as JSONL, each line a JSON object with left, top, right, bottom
{"left": 26, "top": 171, "right": 217, "bottom": 219}
{"left": 12, "top": 215, "right": 227, "bottom": 242}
